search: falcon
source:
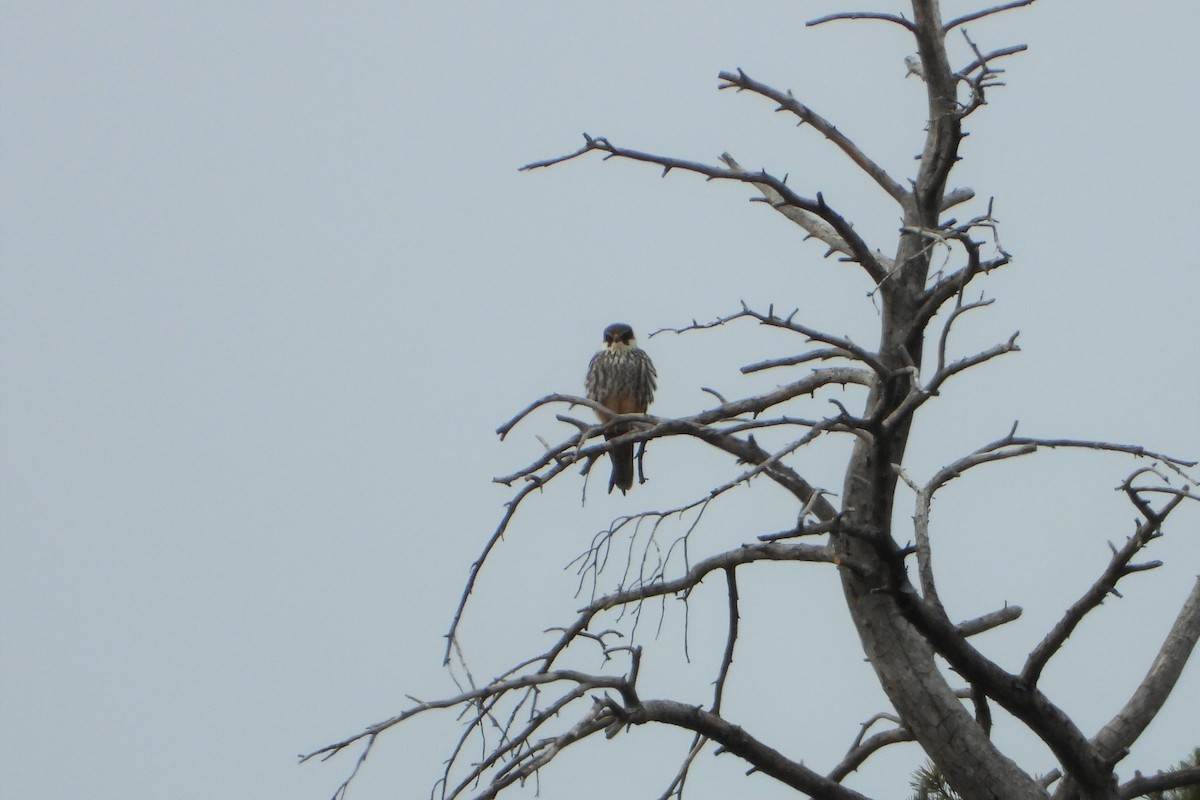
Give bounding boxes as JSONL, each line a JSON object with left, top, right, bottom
{"left": 585, "top": 323, "right": 657, "bottom": 493}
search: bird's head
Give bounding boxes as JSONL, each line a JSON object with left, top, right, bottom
{"left": 602, "top": 323, "right": 637, "bottom": 352}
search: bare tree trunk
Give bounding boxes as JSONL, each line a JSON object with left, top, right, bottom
{"left": 834, "top": 5, "right": 1096, "bottom": 799}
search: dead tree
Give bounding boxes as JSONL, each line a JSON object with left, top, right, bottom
{"left": 302, "top": 2, "right": 1199, "bottom": 799}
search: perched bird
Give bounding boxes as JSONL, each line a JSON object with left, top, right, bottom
{"left": 585, "top": 323, "right": 657, "bottom": 494}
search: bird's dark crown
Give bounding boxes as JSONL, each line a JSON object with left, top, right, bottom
{"left": 602, "top": 323, "right": 635, "bottom": 344}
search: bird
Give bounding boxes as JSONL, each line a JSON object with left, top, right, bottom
{"left": 585, "top": 322, "right": 657, "bottom": 494}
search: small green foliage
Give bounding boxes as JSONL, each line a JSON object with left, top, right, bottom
{"left": 908, "top": 760, "right": 962, "bottom": 800}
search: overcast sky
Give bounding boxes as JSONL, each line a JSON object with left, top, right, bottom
{"left": 3, "top": 2, "right": 1198, "bottom": 799}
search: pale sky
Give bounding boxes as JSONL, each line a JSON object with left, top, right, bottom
{"left": 2, "top": 2, "right": 1198, "bottom": 799}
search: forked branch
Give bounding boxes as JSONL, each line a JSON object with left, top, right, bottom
{"left": 828, "top": 712, "right": 914, "bottom": 782}
{"left": 1022, "top": 474, "right": 1192, "bottom": 687}
{"left": 300, "top": 669, "right": 635, "bottom": 765}
{"left": 902, "top": 427, "right": 1195, "bottom": 611}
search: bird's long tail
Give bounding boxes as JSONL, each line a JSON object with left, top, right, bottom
{"left": 608, "top": 440, "right": 635, "bottom": 494}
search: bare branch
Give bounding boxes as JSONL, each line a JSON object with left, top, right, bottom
{"left": 935, "top": 331, "right": 1020, "bottom": 385}
{"left": 956, "top": 604, "right": 1023, "bottom": 637}
{"left": 323, "top": 733, "right": 376, "bottom": 800}
{"left": 491, "top": 369, "right": 853, "bottom": 512}
{"left": 806, "top": 11, "right": 916, "bottom": 31}
{"left": 665, "top": 417, "right": 864, "bottom": 508}
{"left": 495, "top": 392, "right": 613, "bottom": 440}
{"left": 475, "top": 698, "right": 618, "bottom": 799}
{"left": 658, "top": 302, "right": 887, "bottom": 376}
{"left": 915, "top": 205, "right": 1013, "bottom": 330}
{"left": 498, "top": 371, "right": 867, "bottom": 500}
{"left": 314, "top": 540, "right": 860, "bottom": 797}
{"left": 573, "top": 497, "right": 712, "bottom": 605}
{"left": 657, "top": 567, "right": 743, "bottom": 799}
{"left": 743, "top": 188, "right": 855, "bottom": 261}
{"left": 917, "top": 248, "right": 1012, "bottom": 329}
{"left": 883, "top": 328, "right": 1020, "bottom": 433}
{"left": 559, "top": 540, "right": 853, "bottom": 678}
{"left": 720, "top": 415, "right": 827, "bottom": 436}
{"left": 934, "top": 295, "right": 995, "bottom": 378}
{"left": 941, "top": 187, "right": 976, "bottom": 210}
{"left": 720, "top": 152, "right": 892, "bottom": 282}
{"left": 828, "top": 713, "right": 914, "bottom": 782}
{"left": 717, "top": 68, "right": 909, "bottom": 204}
{"left": 906, "top": 435, "right": 1031, "bottom": 606}
{"left": 944, "top": 0, "right": 1039, "bottom": 31}
{"left": 445, "top": 685, "right": 589, "bottom": 799}
{"left": 445, "top": 476, "right": 560, "bottom": 665}
{"left": 737, "top": 303, "right": 887, "bottom": 375}
{"left": 829, "top": 727, "right": 915, "bottom": 782}
{"left": 628, "top": 700, "right": 874, "bottom": 800}
{"left": 847, "top": 712, "right": 902, "bottom": 751}
{"left": 953, "top": 29, "right": 1018, "bottom": 118}
{"left": 1003, "top": 436, "right": 1197, "bottom": 472}
{"left": 492, "top": 412, "right": 652, "bottom": 487}
{"left": 522, "top": 135, "right": 889, "bottom": 282}
{"left": 714, "top": 567, "right": 740, "bottom": 713}
{"left": 958, "top": 43, "right": 1030, "bottom": 77}
{"left": 588, "top": 541, "right": 846, "bottom": 616}
{"left": 904, "top": 424, "right": 1192, "bottom": 626}
{"left": 741, "top": 347, "right": 858, "bottom": 374}
{"left": 1119, "top": 765, "right": 1200, "bottom": 800}
{"left": 1092, "top": 577, "right": 1200, "bottom": 763}
{"left": 469, "top": 371, "right": 872, "bottom": 646}
{"left": 656, "top": 736, "right": 709, "bottom": 800}
{"left": 897, "top": 584, "right": 1115, "bottom": 796}
{"left": 923, "top": 430, "right": 1196, "bottom": 500}
{"left": 895, "top": 462, "right": 942, "bottom": 606}
{"left": 1022, "top": 482, "right": 1190, "bottom": 686}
